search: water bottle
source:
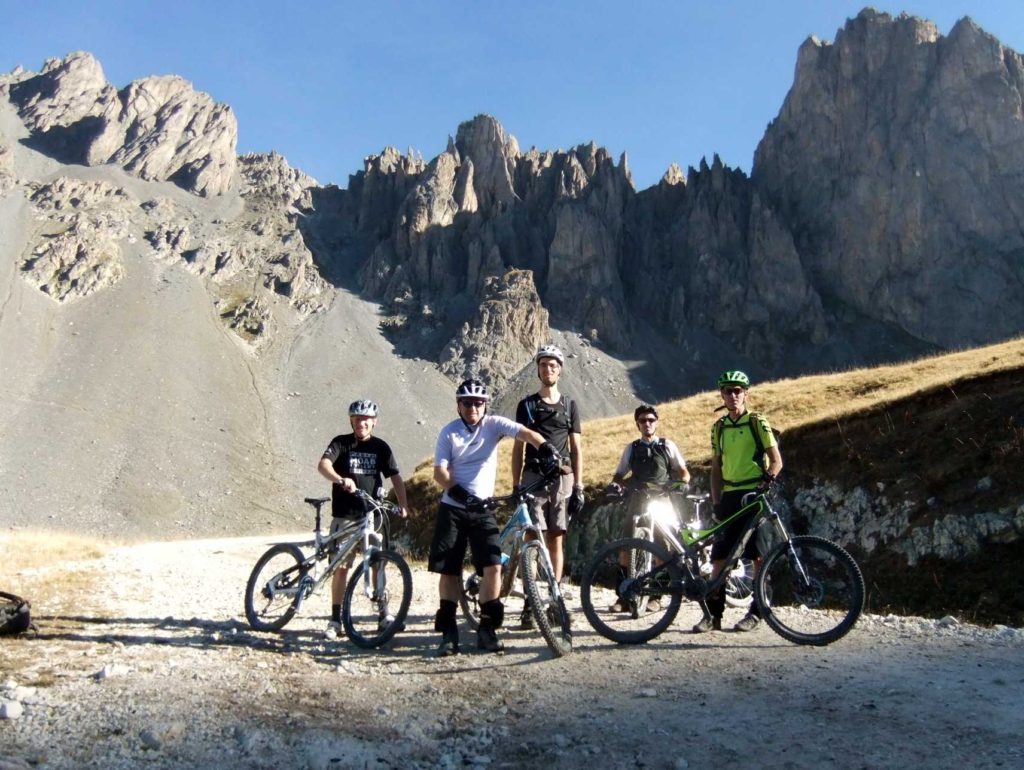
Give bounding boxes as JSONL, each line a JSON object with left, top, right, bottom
{"left": 500, "top": 553, "right": 510, "bottom": 568}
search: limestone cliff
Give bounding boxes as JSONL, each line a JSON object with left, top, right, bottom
{"left": 753, "top": 9, "right": 1024, "bottom": 349}
{"left": 4, "top": 52, "right": 237, "bottom": 196}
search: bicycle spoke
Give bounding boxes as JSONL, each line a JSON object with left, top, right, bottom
{"left": 342, "top": 551, "right": 412, "bottom": 649}
{"left": 581, "top": 538, "right": 682, "bottom": 644}
{"left": 244, "top": 544, "right": 307, "bottom": 632}
{"left": 757, "top": 536, "right": 864, "bottom": 646}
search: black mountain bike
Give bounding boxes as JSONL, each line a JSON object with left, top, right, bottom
{"left": 580, "top": 484, "right": 864, "bottom": 646}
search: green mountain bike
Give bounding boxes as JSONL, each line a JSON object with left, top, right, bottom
{"left": 580, "top": 485, "right": 864, "bottom": 646}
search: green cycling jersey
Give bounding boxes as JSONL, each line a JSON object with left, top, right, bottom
{"left": 711, "top": 410, "right": 777, "bottom": 490}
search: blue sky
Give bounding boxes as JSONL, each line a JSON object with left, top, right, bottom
{"left": 4, "top": 1, "right": 1023, "bottom": 190}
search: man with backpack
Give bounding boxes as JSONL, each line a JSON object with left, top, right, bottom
{"left": 510, "top": 345, "right": 584, "bottom": 627}
{"left": 606, "top": 403, "right": 691, "bottom": 612}
{"left": 693, "top": 370, "right": 783, "bottom": 633}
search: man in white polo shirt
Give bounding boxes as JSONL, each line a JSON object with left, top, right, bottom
{"left": 430, "top": 378, "right": 558, "bottom": 655}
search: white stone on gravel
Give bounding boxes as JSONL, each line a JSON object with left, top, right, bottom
{"left": 1, "top": 700, "right": 25, "bottom": 719}
{"left": 94, "top": 663, "right": 131, "bottom": 680}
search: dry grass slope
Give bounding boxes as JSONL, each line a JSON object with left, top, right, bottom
{"left": 404, "top": 336, "right": 1024, "bottom": 495}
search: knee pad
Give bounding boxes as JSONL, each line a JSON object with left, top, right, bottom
{"left": 707, "top": 589, "right": 726, "bottom": 617}
{"left": 479, "top": 599, "right": 504, "bottom": 629}
{"left": 434, "top": 599, "right": 458, "bottom": 632}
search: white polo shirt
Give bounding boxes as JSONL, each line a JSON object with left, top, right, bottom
{"left": 434, "top": 414, "right": 522, "bottom": 506}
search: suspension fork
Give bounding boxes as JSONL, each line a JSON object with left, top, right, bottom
{"left": 765, "top": 505, "right": 813, "bottom": 585}
{"left": 523, "top": 529, "right": 562, "bottom": 600}
{"left": 360, "top": 525, "right": 384, "bottom": 599}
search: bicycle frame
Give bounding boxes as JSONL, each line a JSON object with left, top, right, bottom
{"left": 282, "top": 492, "right": 393, "bottom": 612}
{"left": 634, "top": 489, "right": 791, "bottom": 602}
{"left": 473, "top": 470, "right": 565, "bottom": 602}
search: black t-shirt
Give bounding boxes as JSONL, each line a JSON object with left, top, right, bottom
{"left": 321, "top": 434, "right": 400, "bottom": 518}
{"left": 515, "top": 393, "right": 580, "bottom": 466}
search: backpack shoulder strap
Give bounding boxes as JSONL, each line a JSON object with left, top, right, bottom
{"left": 747, "top": 411, "right": 764, "bottom": 456}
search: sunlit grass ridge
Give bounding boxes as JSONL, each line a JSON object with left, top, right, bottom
{"left": 410, "top": 336, "right": 1024, "bottom": 494}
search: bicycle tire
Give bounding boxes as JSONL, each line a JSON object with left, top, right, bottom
{"left": 628, "top": 527, "right": 653, "bottom": 618}
{"left": 459, "top": 569, "right": 482, "bottom": 631}
{"left": 580, "top": 537, "right": 682, "bottom": 644}
{"left": 521, "top": 543, "right": 572, "bottom": 657}
{"left": 725, "top": 558, "right": 754, "bottom": 608}
{"left": 756, "top": 535, "right": 864, "bottom": 646}
{"left": 244, "top": 543, "right": 308, "bottom": 632}
{"left": 342, "top": 549, "right": 413, "bottom": 649}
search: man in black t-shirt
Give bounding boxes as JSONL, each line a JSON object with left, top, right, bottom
{"left": 317, "top": 399, "right": 408, "bottom": 640}
{"left": 511, "top": 345, "right": 583, "bottom": 626}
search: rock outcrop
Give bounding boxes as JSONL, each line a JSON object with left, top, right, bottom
{"left": 6, "top": 52, "right": 237, "bottom": 196}
{"left": 753, "top": 8, "right": 1024, "bottom": 349}
{"left": 21, "top": 178, "right": 132, "bottom": 302}
{"left": 438, "top": 269, "right": 549, "bottom": 382}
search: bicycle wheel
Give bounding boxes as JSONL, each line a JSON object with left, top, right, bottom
{"left": 725, "top": 558, "right": 754, "bottom": 608}
{"left": 580, "top": 537, "right": 682, "bottom": 644}
{"left": 756, "top": 536, "right": 864, "bottom": 646}
{"left": 627, "top": 527, "right": 653, "bottom": 618}
{"left": 244, "top": 543, "right": 308, "bottom": 632}
{"left": 521, "top": 543, "right": 572, "bottom": 657}
{"left": 342, "top": 549, "right": 413, "bottom": 648}
{"left": 459, "top": 568, "right": 481, "bottom": 631}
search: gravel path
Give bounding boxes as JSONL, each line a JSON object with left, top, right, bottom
{"left": 2, "top": 535, "right": 1023, "bottom": 769}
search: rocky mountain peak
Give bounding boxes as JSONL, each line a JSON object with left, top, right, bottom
{"left": 5, "top": 52, "right": 237, "bottom": 196}
{"left": 753, "top": 8, "right": 1024, "bottom": 350}
{"left": 454, "top": 114, "right": 519, "bottom": 208}
{"left": 439, "top": 268, "right": 549, "bottom": 384}
{"left": 6, "top": 51, "right": 114, "bottom": 133}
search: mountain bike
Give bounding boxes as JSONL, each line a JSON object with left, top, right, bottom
{"left": 580, "top": 483, "right": 864, "bottom": 646}
{"left": 244, "top": 490, "right": 412, "bottom": 648}
{"left": 458, "top": 470, "right": 573, "bottom": 658}
{"left": 606, "top": 484, "right": 752, "bottom": 617}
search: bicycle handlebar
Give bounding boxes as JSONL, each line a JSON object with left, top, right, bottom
{"left": 353, "top": 489, "right": 402, "bottom": 516}
{"left": 472, "top": 464, "right": 560, "bottom": 512}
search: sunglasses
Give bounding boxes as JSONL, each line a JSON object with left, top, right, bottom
{"left": 722, "top": 387, "right": 745, "bottom": 396}
{"left": 459, "top": 399, "right": 487, "bottom": 408}
{"left": 637, "top": 417, "right": 657, "bottom": 424}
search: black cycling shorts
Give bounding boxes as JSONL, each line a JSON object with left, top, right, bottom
{"left": 710, "top": 489, "right": 769, "bottom": 561}
{"left": 428, "top": 501, "right": 503, "bottom": 575}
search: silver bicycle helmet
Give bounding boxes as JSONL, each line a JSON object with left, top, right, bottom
{"left": 348, "top": 399, "right": 379, "bottom": 417}
{"left": 535, "top": 344, "right": 564, "bottom": 365}
{"left": 455, "top": 379, "right": 490, "bottom": 401}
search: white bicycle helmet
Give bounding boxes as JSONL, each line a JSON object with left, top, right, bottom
{"left": 535, "top": 344, "right": 564, "bottom": 365}
{"left": 455, "top": 379, "right": 490, "bottom": 401}
{"left": 348, "top": 399, "right": 379, "bottom": 417}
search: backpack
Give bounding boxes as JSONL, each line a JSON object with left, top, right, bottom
{"left": 0, "top": 591, "right": 33, "bottom": 636}
{"left": 521, "top": 394, "right": 576, "bottom": 460}
{"left": 715, "top": 411, "right": 780, "bottom": 469}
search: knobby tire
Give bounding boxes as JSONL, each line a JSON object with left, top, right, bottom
{"left": 244, "top": 543, "right": 307, "bottom": 632}
{"left": 521, "top": 543, "right": 573, "bottom": 657}
{"left": 342, "top": 549, "right": 413, "bottom": 649}
{"left": 580, "top": 537, "right": 682, "bottom": 644}
{"left": 756, "top": 535, "right": 864, "bottom": 646}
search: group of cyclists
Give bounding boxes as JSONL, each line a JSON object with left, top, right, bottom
{"left": 317, "top": 345, "right": 782, "bottom": 654}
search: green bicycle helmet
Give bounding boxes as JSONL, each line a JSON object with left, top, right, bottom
{"left": 717, "top": 370, "right": 750, "bottom": 389}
